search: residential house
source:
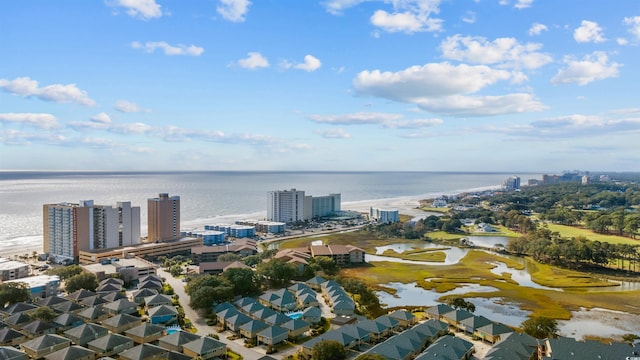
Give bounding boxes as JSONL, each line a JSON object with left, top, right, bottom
{"left": 239, "top": 319, "right": 269, "bottom": 340}
{"left": 425, "top": 304, "right": 454, "bottom": 321}
{"left": 3, "top": 313, "right": 31, "bottom": 330}
{"left": 143, "top": 294, "right": 173, "bottom": 308}
{"left": 300, "top": 307, "right": 320, "bottom": 325}
{"left": 102, "top": 298, "right": 137, "bottom": 315}
{"left": 414, "top": 335, "right": 474, "bottom": 360}
{"left": 100, "top": 313, "right": 141, "bottom": 334}
{"left": 20, "top": 334, "right": 71, "bottom": 359}
{"left": 147, "top": 305, "right": 178, "bottom": 324}
{"left": 474, "top": 322, "right": 513, "bottom": 344}
{"left": 118, "top": 343, "right": 190, "bottom": 360}
{"left": 262, "top": 312, "right": 289, "bottom": 327}
{"left": 77, "top": 306, "right": 111, "bottom": 323}
{"left": 51, "top": 301, "right": 84, "bottom": 314}
{"left": 43, "top": 345, "right": 95, "bottom": 360}
{"left": 65, "top": 290, "right": 97, "bottom": 303}
{"left": 458, "top": 315, "right": 493, "bottom": 334}
{"left": 0, "top": 346, "right": 26, "bottom": 360}
{"left": 86, "top": 333, "right": 134, "bottom": 358}
{"left": 304, "top": 276, "right": 326, "bottom": 291}
{"left": 281, "top": 319, "right": 310, "bottom": 340}
{"left": 256, "top": 326, "right": 288, "bottom": 347}
{"left": 132, "top": 288, "right": 158, "bottom": 306}
{"left": 441, "top": 309, "right": 474, "bottom": 331}
{"left": 181, "top": 337, "right": 227, "bottom": 360}
{"left": 157, "top": 331, "right": 201, "bottom": 352}
{"left": 0, "top": 327, "right": 26, "bottom": 347}
{"left": 483, "top": 332, "right": 538, "bottom": 360}
{"left": 124, "top": 323, "right": 166, "bottom": 344}
{"left": 52, "top": 313, "right": 84, "bottom": 332}
{"left": 0, "top": 303, "right": 38, "bottom": 317}
{"left": 21, "top": 320, "right": 56, "bottom": 339}
{"left": 388, "top": 309, "right": 417, "bottom": 329}
{"left": 63, "top": 323, "right": 109, "bottom": 346}
{"left": 224, "top": 312, "right": 252, "bottom": 333}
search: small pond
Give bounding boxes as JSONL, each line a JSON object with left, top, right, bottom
{"left": 558, "top": 307, "right": 640, "bottom": 340}
{"left": 464, "top": 235, "right": 510, "bottom": 248}
{"left": 375, "top": 282, "right": 529, "bottom": 327}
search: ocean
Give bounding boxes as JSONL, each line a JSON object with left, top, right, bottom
{"left": 0, "top": 171, "right": 539, "bottom": 251}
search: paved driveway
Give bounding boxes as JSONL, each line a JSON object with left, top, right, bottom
{"left": 157, "top": 267, "right": 271, "bottom": 360}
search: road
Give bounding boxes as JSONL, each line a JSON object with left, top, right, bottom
{"left": 157, "top": 267, "right": 272, "bottom": 360}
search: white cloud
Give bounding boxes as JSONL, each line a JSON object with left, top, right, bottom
{"left": 323, "top": 0, "right": 442, "bottom": 33}
{"left": 0, "top": 130, "right": 68, "bottom": 146}
{"left": 314, "top": 128, "right": 351, "bottom": 139}
{"left": 295, "top": 55, "right": 322, "bottom": 72}
{"left": 440, "top": 35, "right": 552, "bottom": 70}
{"left": 354, "top": 62, "right": 512, "bottom": 100}
{"left": 131, "top": 41, "right": 204, "bottom": 56}
{"left": 353, "top": 62, "right": 545, "bottom": 116}
{"left": 106, "top": 0, "right": 162, "bottom": 20}
{"left": 322, "top": 0, "right": 369, "bottom": 15}
{"left": 217, "top": 0, "right": 251, "bottom": 22}
{"left": 461, "top": 11, "right": 476, "bottom": 24}
{"left": 114, "top": 100, "right": 150, "bottom": 113}
{"left": 528, "top": 23, "right": 548, "bottom": 36}
{"left": 617, "top": 38, "right": 629, "bottom": 46}
{"left": 574, "top": 20, "right": 606, "bottom": 43}
{"left": 91, "top": 112, "right": 112, "bottom": 124}
{"left": 514, "top": 0, "right": 534, "bottom": 9}
{"left": 551, "top": 52, "right": 621, "bottom": 86}
{"left": 623, "top": 16, "right": 640, "bottom": 40}
{"left": 413, "top": 93, "right": 545, "bottom": 116}
{"left": 236, "top": 52, "right": 270, "bottom": 70}
{"left": 489, "top": 112, "right": 640, "bottom": 138}
{"left": 0, "top": 113, "right": 59, "bottom": 129}
{"left": 308, "top": 112, "right": 443, "bottom": 128}
{"left": 0, "top": 77, "right": 96, "bottom": 106}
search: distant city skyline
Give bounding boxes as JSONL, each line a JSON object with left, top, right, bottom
{"left": 1, "top": 1, "right": 639, "bottom": 172}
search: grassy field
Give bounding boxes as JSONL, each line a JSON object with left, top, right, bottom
{"left": 544, "top": 223, "right": 640, "bottom": 245}
{"left": 340, "top": 250, "right": 640, "bottom": 319}
{"left": 276, "top": 228, "right": 640, "bottom": 321}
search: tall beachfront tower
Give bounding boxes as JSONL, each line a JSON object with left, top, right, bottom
{"left": 267, "top": 189, "right": 306, "bottom": 223}
{"left": 147, "top": 193, "right": 180, "bottom": 242}
{"left": 43, "top": 200, "right": 141, "bottom": 263}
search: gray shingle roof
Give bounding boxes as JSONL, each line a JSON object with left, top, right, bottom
{"left": 43, "top": 345, "right": 95, "bottom": 360}
{"left": 21, "top": 334, "right": 70, "bottom": 351}
{"left": 182, "top": 336, "right": 226, "bottom": 355}
{"left": 86, "top": 332, "right": 132, "bottom": 351}
{"left": 125, "top": 323, "right": 166, "bottom": 338}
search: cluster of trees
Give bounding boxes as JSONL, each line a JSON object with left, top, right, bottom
{"left": 45, "top": 264, "right": 100, "bottom": 292}
{"left": 339, "top": 278, "right": 382, "bottom": 316}
{"left": 507, "top": 228, "right": 640, "bottom": 271}
{"left": 445, "top": 297, "right": 476, "bottom": 312}
{"left": 0, "top": 282, "right": 30, "bottom": 307}
{"left": 186, "top": 268, "right": 259, "bottom": 310}
{"left": 521, "top": 316, "right": 558, "bottom": 338}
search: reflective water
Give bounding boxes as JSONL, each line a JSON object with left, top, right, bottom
{"left": 489, "top": 261, "right": 560, "bottom": 291}
{"left": 376, "top": 282, "right": 498, "bottom": 308}
{"left": 465, "top": 236, "right": 509, "bottom": 248}
{"left": 372, "top": 243, "right": 470, "bottom": 265}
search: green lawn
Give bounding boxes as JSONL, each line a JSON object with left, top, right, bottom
{"left": 545, "top": 223, "right": 640, "bottom": 245}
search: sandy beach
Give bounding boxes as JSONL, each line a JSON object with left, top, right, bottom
{"left": 2, "top": 194, "right": 431, "bottom": 261}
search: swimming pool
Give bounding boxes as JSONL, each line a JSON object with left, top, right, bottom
{"left": 286, "top": 311, "right": 303, "bottom": 320}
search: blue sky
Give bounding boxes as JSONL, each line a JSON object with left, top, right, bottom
{"left": 1, "top": 0, "right": 639, "bottom": 172}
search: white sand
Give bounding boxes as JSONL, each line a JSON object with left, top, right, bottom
{"left": 4, "top": 195, "right": 432, "bottom": 258}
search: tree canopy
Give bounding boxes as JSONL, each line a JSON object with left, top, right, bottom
{"left": 311, "top": 339, "right": 346, "bottom": 360}
{"left": 521, "top": 316, "right": 558, "bottom": 339}
{"left": 65, "top": 272, "right": 99, "bottom": 293}
{"left": 0, "top": 282, "right": 30, "bottom": 307}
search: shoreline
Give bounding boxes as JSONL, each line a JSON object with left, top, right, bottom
{"left": 1, "top": 185, "right": 500, "bottom": 259}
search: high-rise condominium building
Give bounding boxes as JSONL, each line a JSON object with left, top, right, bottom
{"left": 43, "top": 200, "right": 140, "bottom": 263}
{"left": 267, "top": 189, "right": 306, "bottom": 223}
{"left": 311, "top": 193, "right": 341, "bottom": 218}
{"left": 147, "top": 193, "right": 181, "bottom": 242}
